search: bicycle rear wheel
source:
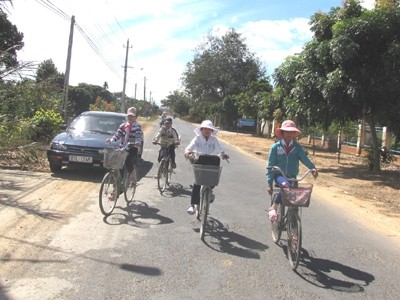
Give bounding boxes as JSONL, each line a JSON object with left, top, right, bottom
{"left": 270, "top": 194, "right": 284, "bottom": 243}
{"left": 287, "top": 209, "right": 302, "bottom": 270}
{"left": 157, "top": 160, "right": 168, "bottom": 193}
{"left": 99, "top": 172, "right": 118, "bottom": 216}
{"left": 199, "top": 187, "right": 210, "bottom": 240}
{"left": 124, "top": 166, "right": 137, "bottom": 203}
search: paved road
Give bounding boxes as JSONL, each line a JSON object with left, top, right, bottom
{"left": 1, "top": 118, "right": 399, "bottom": 299}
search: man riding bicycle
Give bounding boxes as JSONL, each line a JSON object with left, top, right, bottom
{"left": 152, "top": 117, "right": 181, "bottom": 169}
{"left": 107, "top": 107, "right": 142, "bottom": 182}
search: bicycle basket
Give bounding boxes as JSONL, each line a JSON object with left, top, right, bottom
{"left": 192, "top": 164, "right": 222, "bottom": 186}
{"left": 103, "top": 148, "right": 128, "bottom": 170}
{"left": 281, "top": 184, "right": 313, "bottom": 207}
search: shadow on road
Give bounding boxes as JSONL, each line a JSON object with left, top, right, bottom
{"left": 0, "top": 235, "right": 163, "bottom": 280}
{"left": 103, "top": 200, "right": 174, "bottom": 228}
{"left": 200, "top": 217, "right": 268, "bottom": 259}
{"left": 295, "top": 249, "right": 375, "bottom": 293}
{"left": 160, "top": 183, "right": 192, "bottom": 198}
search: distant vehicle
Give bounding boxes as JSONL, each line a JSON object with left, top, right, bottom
{"left": 47, "top": 111, "right": 127, "bottom": 173}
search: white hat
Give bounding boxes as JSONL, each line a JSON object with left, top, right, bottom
{"left": 194, "top": 120, "right": 219, "bottom": 136}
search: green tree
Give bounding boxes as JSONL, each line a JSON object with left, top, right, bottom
{"left": 278, "top": 0, "right": 400, "bottom": 172}
{"left": 0, "top": 11, "right": 24, "bottom": 80}
{"left": 182, "top": 29, "right": 265, "bottom": 129}
{"left": 161, "top": 90, "right": 191, "bottom": 116}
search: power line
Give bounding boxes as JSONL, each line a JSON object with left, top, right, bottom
{"left": 33, "top": 0, "right": 124, "bottom": 81}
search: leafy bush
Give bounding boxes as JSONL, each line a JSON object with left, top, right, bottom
{"left": 30, "top": 109, "right": 63, "bottom": 142}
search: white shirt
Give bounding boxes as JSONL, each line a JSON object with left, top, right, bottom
{"left": 185, "top": 135, "right": 224, "bottom": 156}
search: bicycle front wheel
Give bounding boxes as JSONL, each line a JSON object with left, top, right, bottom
{"left": 99, "top": 172, "right": 118, "bottom": 216}
{"left": 270, "top": 194, "right": 284, "bottom": 243}
{"left": 199, "top": 187, "right": 210, "bottom": 240}
{"left": 287, "top": 209, "right": 302, "bottom": 270}
{"left": 167, "top": 161, "right": 172, "bottom": 186}
{"left": 124, "top": 166, "right": 137, "bottom": 203}
{"left": 157, "top": 160, "right": 168, "bottom": 193}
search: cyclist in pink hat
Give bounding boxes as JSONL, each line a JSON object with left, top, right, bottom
{"left": 266, "top": 120, "right": 318, "bottom": 220}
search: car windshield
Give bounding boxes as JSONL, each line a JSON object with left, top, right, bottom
{"left": 68, "top": 114, "right": 124, "bottom": 135}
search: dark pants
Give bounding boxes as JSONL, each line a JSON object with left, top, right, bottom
{"left": 158, "top": 144, "right": 176, "bottom": 164}
{"left": 124, "top": 147, "right": 138, "bottom": 173}
{"left": 190, "top": 155, "right": 220, "bottom": 205}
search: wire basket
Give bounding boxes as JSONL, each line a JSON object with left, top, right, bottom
{"left": 103, "top": 147, "right": 128, "bottom": 170}
{"left": 192, "top": 164, "right": 222, "bottom": 186}
{"left": 281, "top": 184, "right": 313, "bottom": 207}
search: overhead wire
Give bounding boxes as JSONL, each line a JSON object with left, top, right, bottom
{"left": 33, "top": 0, "right": 125, "bottom": 81}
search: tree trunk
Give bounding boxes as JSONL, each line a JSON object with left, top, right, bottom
{"left": 366, "top": 115, "right": 381, "bottom": 173}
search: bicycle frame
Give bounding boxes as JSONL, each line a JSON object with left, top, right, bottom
{"left": 155, "top": 142, "right": 174, "bottom": 193}
{"left": 267, "top": 166, "right": 316, "bottom": 270}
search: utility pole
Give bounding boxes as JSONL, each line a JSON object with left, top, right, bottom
{"left": 134, "top": 83, "right": 137, "bottom": 100}
{"left": 121, "top": 39, "right": 132, "bottom": 113}
{"left": 143, "top": 76, "right": 146, "bottom": 102}
{"left": 62, "top": 15, "right": 75, "bottom": 123}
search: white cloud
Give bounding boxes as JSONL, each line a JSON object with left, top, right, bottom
{"left": 239, "top": 18, "right": 312, "bottom": 75}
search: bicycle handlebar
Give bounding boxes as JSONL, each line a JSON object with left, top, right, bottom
{"left": 267, "top": 166, "right": 317, "bottom": 182}
{"left": 186, "top": 151, "right": 230, "bottom": 163}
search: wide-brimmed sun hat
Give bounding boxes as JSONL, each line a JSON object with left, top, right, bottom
{"left": 275, "top": 120, "right": 301, "bottom": 138}
{"left": 127, "top": 107, "right": 137, "bottom": 117}
{"left": 194, "top": 120, "right": 219, "bottom": 136}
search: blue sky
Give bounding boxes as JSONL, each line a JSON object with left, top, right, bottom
{"left": 7, "top": 0, "right": 374, "bottom": 105}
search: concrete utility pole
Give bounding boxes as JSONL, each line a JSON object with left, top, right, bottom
{"left": 143, "top": 76, "right": 146, "bottom": 102}
{"left": 62, "top": 15, "right": 75, "bottom": 122}
{"left": 121, "top": 39, "right": 132, "bottom": 113}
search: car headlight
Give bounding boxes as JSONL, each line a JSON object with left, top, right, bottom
{"left": 50, "top": 142, "right": 67, "bottom": 151}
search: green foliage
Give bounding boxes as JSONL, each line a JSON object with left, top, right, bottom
{"left": 182, "top": 28, "right": 266, "bottom": 128}
{"left": 30, "top": 109, "right": 63, "bottom": 142}
{"left": 0, "top": 11, "right": 24, "bottom": 73}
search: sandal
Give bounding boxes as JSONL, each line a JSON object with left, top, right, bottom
{"left": 268, "top": 208, "right": 278, "bottom": 221}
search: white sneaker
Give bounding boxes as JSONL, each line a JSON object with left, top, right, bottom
{"left": 187, "top": 205, "right": 195, "bottom": 215}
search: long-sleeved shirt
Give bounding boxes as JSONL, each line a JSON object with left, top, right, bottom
{"left": 153, "top": 126, "right": 181, "bottom": 146}
{"left": 110, "top": 122, "right": 142, "bottom": 149}
{"left": 267, "top": 139, "right": 315, "bottom": 186}
{"left": 185, "top": 135, "right": 224, "bottom": 156}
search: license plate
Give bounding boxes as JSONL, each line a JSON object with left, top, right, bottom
{"left": 69, "top": 155, "right": 93, "bottom": 163}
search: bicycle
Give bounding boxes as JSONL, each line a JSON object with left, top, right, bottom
{"left": 267, "top": 166, "right": 316, "bottom": 270}
{"left": 99, "top": 146, "right": 139, "bottom": 216}
{"left": 154, "top": 142, "right": 175, "bottom": 194}
{"left": 189, "top": 153, "right": 229, "bottom": 240}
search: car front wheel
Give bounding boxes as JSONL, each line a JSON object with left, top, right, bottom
{"left": 49, "top": 163, "right": 62, "bottom": 173}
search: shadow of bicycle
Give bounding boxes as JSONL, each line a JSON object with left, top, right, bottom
{"left": 104, "top": 200, "right": 174, "bottom": 228}
{"left": 294, "top": 249, "right": 375, "bottom": 293}
{"left": 199, "top": 217, "right": 268, "bottom": 259}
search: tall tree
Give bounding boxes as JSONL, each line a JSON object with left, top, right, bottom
{"left": 0, "top": 11, "right": 24, "bottom": 80}
{"left": 182, "top": 29, "right": 265, "bottom": 128}
{"left": 277, "top": 0, "right": 400, "bottom": 172}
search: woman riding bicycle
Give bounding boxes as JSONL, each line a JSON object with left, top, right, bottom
{"left": 152, "top": 117, "right": 181, "bottom": 169}
{"left": 107, "top": 107, "right": 142, "bottom": 182}
{"left": 267, "top": 120, "right": 318, "bottom": 221}
{"left": 184, "top": 120, "right": 229, "bottom": 215}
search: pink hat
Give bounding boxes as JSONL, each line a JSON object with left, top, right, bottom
{"left": 274, "top": 120, "right": 301, "bottom": 138}
{"left": 127, "top": 107, "right": 136, "bottom": 117}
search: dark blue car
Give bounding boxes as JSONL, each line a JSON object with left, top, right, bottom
{"left": 47, "top": 111, "right": 127, "bottom": 173}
